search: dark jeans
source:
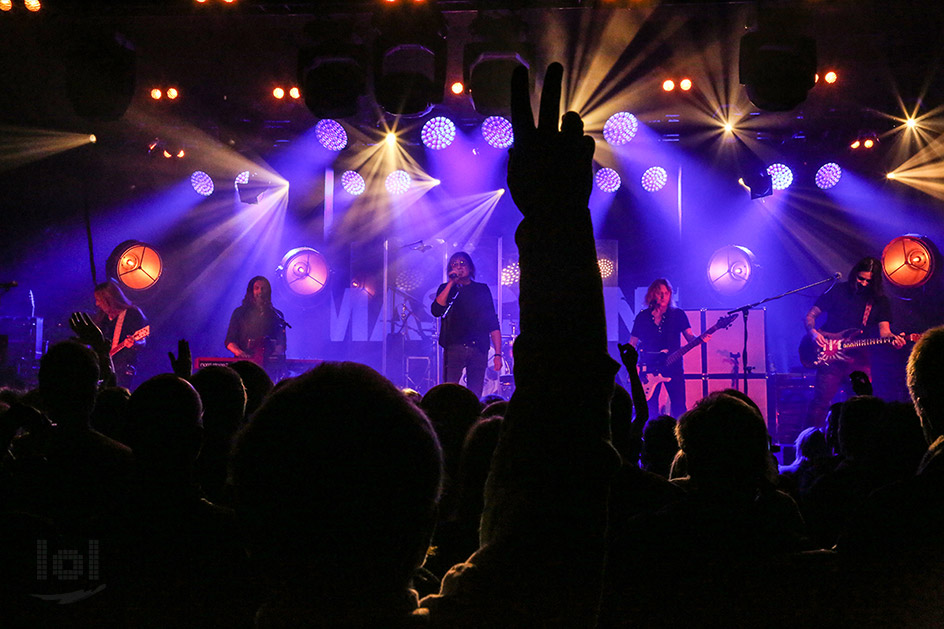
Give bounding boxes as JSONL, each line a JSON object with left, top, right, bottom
{"left": 444, "top": 343, "right": 487, "bottom": 399}
{"left": 805, "top": 354, "right": 871, "bottom": 427}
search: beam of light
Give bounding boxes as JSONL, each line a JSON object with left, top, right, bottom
{"left": 886, "top": 130, "right": 944, "bottom": 201}
{"left": 429, "top": 190, "right": 505, "bottom": 254}
{"left": 0, "top": 126, "right": 97, "bottom": 172}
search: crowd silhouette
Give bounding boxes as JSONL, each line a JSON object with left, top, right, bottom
{"left": 2, "top": 64, "right": 944, "bottom": 627}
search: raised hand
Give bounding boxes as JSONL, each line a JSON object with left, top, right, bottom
{"left": 168, "top": 338, "right": 193, "bottom": 379}
{"left": 617, "top": 342, "right": 639, "bottom": 371}
{"left": 507, "top": 62, "right": 595, "bottom": 214}
{"left": 69, "top": 311, "right": 108, "bottom": 352}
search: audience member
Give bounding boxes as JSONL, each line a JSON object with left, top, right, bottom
{"left": 189, "top": 365, "right": 247, "bottom": 505}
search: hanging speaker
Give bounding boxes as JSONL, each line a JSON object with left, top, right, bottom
{"left": 707, "top": 245, "right": 756, "bottom": 296}
{"left": 882, "top": 234, "right": 937, "bottom": 288}
{"left": 278, "top": 247, "right": 329, "bottom": 296}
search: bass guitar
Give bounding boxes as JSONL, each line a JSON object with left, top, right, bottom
{"left": 110, "top": 325, "right": 150, "bottom": 357}
{"left": 798, "top": 328, "right": 919, "bottom": 368}
{"left": 639, "top": 313, "right": 739, "bottom": 401}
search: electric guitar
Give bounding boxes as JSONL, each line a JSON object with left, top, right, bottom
{"left": 639, "top": 313, "right": 739, "bottom": 401}
{"left": 110, "top": 325, "right": 150, "bottom": 357}
{"left": 798, "top": 328, "right": 919, "bottom": 368}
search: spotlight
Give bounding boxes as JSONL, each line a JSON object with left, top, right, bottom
{"left": 481, "top": 116, "right": 513, "bottom": 149}
{"left": 396, "top": 269, "right": 422, "bottom": 294}
{"left": 386, "top": 170, "right": 411, "bottom": 195}
{"left": 385, "top": 132, "right": 398, "bottom": 147}
{"left": 723, "top": 122, "right": 734, "bottom": 133}
{"left": 594, "top": 168, "right": 621, "bottom": 193}
{"left": 501, "top": 261, "right": 520, "bottom": 286}
{"left": 24, "top": 0, "right": 40, "bottom": 11}
{"left": 372, "top": 1, "right": 447, "bottom": 116}
{"left": 905, "top": 118, "right": 917, "bottom": 129}
{"left": 288, "top": 87, "right": 300, "bottom": 99}
{"left": 598, "top": 258, "right": 615, "bottom": 279}
{"left": 707, "top": 245, "right": 756, "bottom": 296}
{"left": 166, "top": 87, "right": 179, "bottom": 99}
{"left": 278, "top": 247, "right": 330, "bottom": 296}
{"left": 603, "top": 112, "right": 638, "bottom": 146}
{"left": 315, "top": 119, "right": 348, "bottom": 151}
{"left": 815, "top": 162, "right": 842, "bottom": 189}
{"left": 107, "top": 241, "right": 163, "bottom": 291}
{"left": 850, "top": 140, "right": 861, "bottom": 149}
{"left": 150, "top": 88, "right": 162, "bottom": 100}
{"left": 679, "top": 78, "right": 693, "bottom": 91}
{"left": 824, "top": 71, "right": 838, "bottom": 84}
{"left": 340, "top": 170, "right": 366, "bottom": 195}
{"left": 450, "top": 81, "right": 464, "bottom": 95}
{"left": 236, "top": 173, "right": 273, "bottom": 204}
{"left": 739, "top": 29, "right": 816, "bottom": 111}
{"left": 766, "top": 163, "right": 793, "bottom": 190}
{"left": 273, "top": 87, "right": 285, "bottom": 99}
{"left": 421, "top": 116, "right": 456, "bottom": 150}
{"left": 662, "top": 79, "right": 675, "bottom": 92}
{"left": 882, "top": 235, "right": 938, "bottom": 288}
{"left": 298, "top": 39, "right": 368, "bottom": 119}
{"left": 641, "top": 166, "right": 668, "bottom": 193}
{"left": 190, "top": 171, "right": 214, "bottom": 196}
{"left": 0, "top": 1, "right": 12, "bottom": 11}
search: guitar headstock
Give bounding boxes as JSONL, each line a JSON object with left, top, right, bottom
{"left": 714, "top": 313, "right": 739, "bottom": 330}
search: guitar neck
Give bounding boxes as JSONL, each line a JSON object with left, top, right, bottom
{"left": 665, "top": 328, "right": 713, "bottom": 366}
{"left": 843, "top": 336, "right": 897, "bottom": 350}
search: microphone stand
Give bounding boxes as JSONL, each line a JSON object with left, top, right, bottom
{"left": 727, "top": 274, "right": 839, "bottom": 396}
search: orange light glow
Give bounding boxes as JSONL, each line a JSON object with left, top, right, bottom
{"left": 850, "top": 140, "right": 861, "bottom": 149}
{"left": 451, "top": 81, "right": 464, "bottom": 95}
{"left": 0, "top": 1, "right": 12, "bottom": 12}
{"left": 177, "top": 149, "right": 185, "bottom": 158}
{"left": 824, "top": 71, "right": 838, "bottom": 84}
{"left": 166, "top": 87, "right": 179, "bottom": 99}
{"left": 150, "top": 88, "right": 162, "bottom": 100}
{"left": 24, "top": 0, "right": 40, "bottom": 11}
{"left": 273, "top": 87, "right": 285, "bottom": 99}
{"left": 289, "top": 86, "right": 301, "bottom": 99}
{"left": 662, "top": 79, "right": 675, "bottom": 92}
{"left": 863, "top": 138, "right": 874, "bottom": 149}
{"left": 163, "top": 150, "right": 173, "bottom": 158}
{"left": 679, "top": 78, "right": 692, "bottom": 91}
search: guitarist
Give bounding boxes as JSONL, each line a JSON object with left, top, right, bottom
{"left": 93, "top": 279, "right": 148, "bottom": 390}
{"left": 630, "top": 279, "right": 709, "bottom": 418}
{"left": 225, "top": 276, "right": 287, "bottom": 378}
{"left": 804, "top": 256, "right": 906, "bottom": 426}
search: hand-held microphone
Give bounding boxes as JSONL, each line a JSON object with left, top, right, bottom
{"left": 448, "top": 272, "right": 458, "bottom": 280}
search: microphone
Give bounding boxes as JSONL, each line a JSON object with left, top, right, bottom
{"left": 0, "top": 281, "right": 17, "bottom": 289}
{"left": 448, "top": 272, "right": 458, "bottom": 280}
{"left": 833, "top": 272, "right": 842, "bottom": 280}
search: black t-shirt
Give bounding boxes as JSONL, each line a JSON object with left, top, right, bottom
{"left": 813, "top": 283, "right": 892, "bottom": 335}
{"left": 225, "top": 304, "right": 286, "bottom": 355}
{"left": 430, "top": 281, "right": 500, "bottom": 349}
{"left": 631, "top": 307, "right": 691, "bottom": 374}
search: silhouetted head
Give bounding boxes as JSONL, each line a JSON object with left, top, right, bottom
{"left": 229, "top": 360, "right": 274, "bottom": 418}
{"left": 231, "top": 362, "right": 442, "bottom": 588}
{"left": 908, "top": 325, "right": 944, "bottom": 442}
{"left": 837, "top": 396, "right": 885, "bottom": 461}
{"left": 38, "top": 341, "right": 100, "bottom": 426}
{"left": 848, "top": 256, "right": 884, "bottom": 297}
{"left": 794, "top": 427, "right": 828, "bottom": 461}
{"left": 90, "top": 386, "right": 131, "bottom": 443}
{"left": 126, "top": 374, "right": 203, "bottom": 475}
{"left": 421, "top": 383, "right": 482, "bottom": 480}
{"left": 642, "top": 415, "right": 680, "bottom": 477}
{"left": 676, "top": 392, "right": 771, "bottom": 490}
{"left": 190, "top": 365, "right": 247, "bottom": 439}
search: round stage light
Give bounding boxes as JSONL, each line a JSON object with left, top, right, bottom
{"left": 278, "top": 247, "right": 330, "bottom": 296}
{"left": 421, "top": 116, "right": 456, "bottom": 150}
{"left": 108, "top": 241, "right": 163, "bottom": 291}
{"left": 396, "top": 269, "right": 422, "bottom": 294}
{"left": 603, "top": 112, "right": 638, "bottom": 146}
{"left": 598, "top": 258, "right": 615, "bottom": 279}
{"left": 707, "top": 245, "right": 756, "bottom": 296}
{"left": 679, "top": 78, "right": 693, "bottom": 91}
{"left": 385, "top": 170, "right": 411, "bottom": 195}
{"left": 166, "top": 87, "right": 179, "bottom": 100}
{"left": 662, "top": 79, "right": 675, "bottom": 92}
{"left": 767, "top": 163, "right": 794, "bottom": 190}
{"left": 824, "top": 71, "right": 838, "bottom": 84}
{"left": 815, "top": 163, "right": 842, "bottom": 190}
{"left": 234, "top": 170, "right": 250, "bottom": 187}
{"left": 451, "top": 81, "right": 464, "bottom": 95}
{"left": 150, "top": 88, "right": 162, "bottom": 100}
{"left": 481, "top": 116, "right": 514, "bottom": 149}
{"left": 315, "top": 119, "right": 348, "bottom": 151}
{"left": 273, "top": 87, "right": 285, "bottom": 99}
{"left": 0, "top": 1, "right": 12, "bottom": 11}
{"left": 289, "top": 87, "right": 300, "bottom": 99}
{"left": 501, "top": 261, "right": 520, "bottom": 286}
{"left": 641, "top": 166, "right": 668, "bottom": 192}
{"left": 594, "top": 168, "right": 621, "bottom": 193}
{"left": 882, "top": 234, "right": 937, "bottom": 288}
{"left": 190, "top": 171, "right": 214, "bottom": 196}
{"left": 340, "top": 170, "right": 366, "bottom": 196}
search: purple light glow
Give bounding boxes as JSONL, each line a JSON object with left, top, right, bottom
{"left": 315, "top": 119, "right": 348, "bottom": 151}
{"left": 603, "top": 112, "right": 638, "bottom": 146}
{"left": 190, "top": 171, "right": 214, "bottom": 196}
{"left": 481, "top": 116, "right": 514, "bottom": 149}
{"left": 234, "top": 171, "right": 250, "bottom": 188}
{"left": 341, "top": 170, "right": 365, "bottom": 195}
{"left": 385, "top": 170, "right": 411, "bottom": 195}
{"left": 767, "top": 163, "right": 794, "bottom": 190}
{"left": 421, "top": 116, "right": 456, "bottom": 150}
{"left": 815, "top": 162, "right": 842, "bottom": 189}
{"left": 640, "top": 166, "right": 667, "bottom": 192}
{"left": 595, "top": 168, "right": 621, "bottom": 193}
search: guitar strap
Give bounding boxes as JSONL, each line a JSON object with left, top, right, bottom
{"left": 111, "top": 309, "right": 127, "bottom": 350}
{"left": 862, "top": 302, "right": 872, "bottom": 328}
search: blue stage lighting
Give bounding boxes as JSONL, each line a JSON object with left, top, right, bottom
{"left": 603, "top": 112, "right": 638, "bottom": 146}
{"left": 315, "top": 119, "right": 348, "bottom": 151}
{"left": 341, "top": 170, "right": 366, "bottom": 195}
{"left": 481, "top": 116, "right": 513, "bottom": 149}
{"left": 767, "top": 163, "right": 794, "bottom": 190}
{"left": 594, "top": 168, "right": 621, "bottom": 193}
{"left": 385, "top": 170, "right": 411, "bottom": 195}
{"left": 815, "top": 162, "right": 842, "bottom": 190}
{"left": 421, "top": 116, "right": 456, "bottom": 150}
{"left": 641, "top": 166, "right": 667, "bottom": 192}
{"left": 190, "top": 171, "right": 214, "bottom": 196}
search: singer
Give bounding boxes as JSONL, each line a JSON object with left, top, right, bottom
{"left": 225, "top": 276, "right": 287, "bottom": 379}
{"left": 629, "top": 278, "right": 707, "bottom": 418}
{"left": 803, "top": 256, "right": 906, "bottom": 426}
{"left": 431, "top": 251, "right": 502, "bottom": 398}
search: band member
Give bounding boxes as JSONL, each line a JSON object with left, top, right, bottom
{"left": 225, "top": 276, "right": 287, "bottom": 376}
{"left": 431, "top": 252, "right": 502, "bottom": 398}
{"left": 630, "top": 278, "right": 706, "bottom": 418}
{"left": 804, "top": 256, "right": 906, "bottom": 426}
{"left": 93, "top": 279, "right": 148, "bottom": 390}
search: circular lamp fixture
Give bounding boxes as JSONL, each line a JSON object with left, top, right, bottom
{"left": 278, "top": 247, "right": 329, "bottom": 296}
{"left": 108, "top": 241, "right": 163, "bottom": 291}
{"left": 882, "top": 234, "right": 937, "bottom": 288}
{"left": 707, "top": 245, "right": 756, "bottom": 296}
